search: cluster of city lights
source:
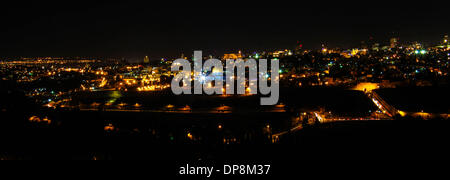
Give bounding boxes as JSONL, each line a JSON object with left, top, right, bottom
{"left": 28, "top": 116, "right": 52, "bottom": 125}
{"left": 137, "top": 85, "right": 170, "bottom": 91}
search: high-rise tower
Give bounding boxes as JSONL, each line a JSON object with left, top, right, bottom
{"left": 443, "top": 35, "right": 448, "bottom": 45}
{"left": 390, "top": 38, "right": 399, "bottom": 48}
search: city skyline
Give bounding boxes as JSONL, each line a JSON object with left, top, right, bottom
{"left": 1, "top": 34, "right": 448, "bottom": 62}
{"left": 2, "top": 4, "right": 450, "bottom": 178}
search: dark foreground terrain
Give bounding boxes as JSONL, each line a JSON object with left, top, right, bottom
{"left": 1, "top": 80, "right": 449, "bottom": 177}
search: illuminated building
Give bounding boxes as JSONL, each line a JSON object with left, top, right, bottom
{"left": 223, "top": 51, "right": 243, "bottom": 60}
{"left": 294, "top": 42, "right": 303, "bottom": 55}
{"left": 272, "top": 51, "right": 287, "bottom": 57}
{"left": 390, "top": 38, "right": 399, "bottom": 48}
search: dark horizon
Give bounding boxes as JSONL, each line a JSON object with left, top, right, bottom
{"left": 1, "top": 1, "right": 449, "bottom": 60}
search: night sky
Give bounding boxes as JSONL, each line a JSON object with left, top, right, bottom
{"left": 1, "top": 1, "right": 449, "bottom": 61}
